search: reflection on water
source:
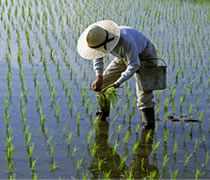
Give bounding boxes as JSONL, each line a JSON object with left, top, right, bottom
{"left": 89, "top": 120, "right": 160, "bottom": 179}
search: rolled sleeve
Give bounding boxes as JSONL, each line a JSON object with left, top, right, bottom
{"left": 93, "top": 58, "right": 104, "bottom": 76}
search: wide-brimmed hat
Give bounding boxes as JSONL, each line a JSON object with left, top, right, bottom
{"left": 77, "top": 20, "right": 120, "bottom": 60}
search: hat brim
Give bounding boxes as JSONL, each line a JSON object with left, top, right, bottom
{"left": 77, "top": 20, "right": 120, "bottom": 60}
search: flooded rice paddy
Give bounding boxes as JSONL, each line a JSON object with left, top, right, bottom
{"left": 0, "top": 0, "right": 209, "bottom": 179}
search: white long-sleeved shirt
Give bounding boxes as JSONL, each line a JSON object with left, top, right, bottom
{"left": 93, "top": 26, "right": 149, "bottom": 85}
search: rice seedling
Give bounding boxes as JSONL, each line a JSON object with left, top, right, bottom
{"left": 87, "top": 129, "right": 94, "bottom": 146}
{"left": 132, "top": 97, "right": 136, "bottom": 110}
{"left": 153, "top": 141, "right": 160, "bottom": 155}
{"left": 89, "top": 104, "right": 94, "bottom": 117}
{"left": 49, "top": 143, "right": 56, "bottom": 160}
{"left": 141, "top": 158, "right": 145, "bottom": 170}
{"left": 76, "top": 158, "right": 83, "bottom": 170}
{"left": 85, "top": 98, "right": 90, "bottom": 112}
{"left": 62, "top": 122, "right": 68, "bottom": 137}
{"left": 201, "top": 132, "right": 208, "bottom": 144}
{"left": 162, "top": 154, "right": 169, "bottom": 170}
{"left": 194, "top": 139, "right": 200, "bottom": 154}
{"left": 164, "top": 111, "right": 168, "bottom": 127}
{"left": 184, "top": 153, "right": 192, "bottom": 167}
{"left": 40, "top": 115, "right": 46, "bottom": 126}
{"left": 55, "top": 103, "right": 61, "bottom": 120}
{"left": 135, "top": 123, "right": 140, "bottom": 135}
{"left": 122, "top": 104, "right": 127, "bottom": 121}
{"left": 30, "top": 159, "right": 37, "bottom": 175}
{"left": 145, "top": 129, "right": 152, "bottom": 144}
{"left": 113, "top": 141, "right": 119, "bottom": 155}
{"left": 67, "top": 131, "right": 73, "bottom": 147}
{"left": 103, "top": 170, "right": 111, "bottom": 180}
{"left": 28, "top": 144, "right": 34, "bottom": 165}
{"left": 189, "top": 104, "right": 194, "bottom": 116}
{"left": 82, "top": 173, "right": 88, "bottom": 180}
{"left": 164, "top": 98, "right": 169, "bottom": 112}
{"left": 123, "top": 130, "right": 131, "bottom": 144}
{"left": 82, "top": 87, "right": 86, "bottom": 105}
{"left": 195, "top": 169, "right": 200, "bottom": 180}
{"left": 26, "top": 132, "right": 32, "bottom": 149}
{"left": 199, "top": 111, "right": 204, "bottom": 123}
{"left": 163, "top": 128, "right": 169, "bottom": 144}
{"left": 77, "top": 112, "right": 81, "bottom": 126}
{"left": 50, "top": 162, "right": 60, "bottom": 172}
{"left": 148, "top": 170, "right": 160, "bottom": 180}
{"left": 127, "top": 169, "right": 133, "bottom": 180}
{"left": 119, "top": 154, "right": 128, "bottom": 170}
{"left": 170, "top": 169, "right": 178, "bottom": 180}
{"left": 72, "top": 146, "right": 77, "bottom": 158}
{"left": 132, "top": 141, "right": 139, "bottom": 154}
{"left": 173, "top": 140, "right": 178, "bottom": 154}
{"left": 91, "top": 142, "right": 99, "bottom": 157}
{"left": 98, "top": 87, "right": 118, "bottom": 107}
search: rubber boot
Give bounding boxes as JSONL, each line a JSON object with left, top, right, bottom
{"left": 141, "top": 108, "right": 155, "bottom": 129}
{"left": 96, "top": 95, "right": 110, "bottom": 121}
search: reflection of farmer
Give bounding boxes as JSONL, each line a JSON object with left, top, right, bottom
{"left": 88, "top": 121, "right": 159, "bottom": 179}
{"left": 88, "top": 121, "right": 127, "bottom": 178}
{"left": 77, "top": 20, "right": 158, "bottom": 129}
{"left": 129, "top": 128, "right": 159, "bottom": 179}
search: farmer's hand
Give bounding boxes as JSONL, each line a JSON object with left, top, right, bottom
{"left": 92, "top": 75, "right": 103, "bottom": 91}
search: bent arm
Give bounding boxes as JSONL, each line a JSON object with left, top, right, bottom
{"left": 115, "top": 50, "right": 140, "bottom": 85}
{"left": 93, "top": 57, "right": 104, "bottom": 76}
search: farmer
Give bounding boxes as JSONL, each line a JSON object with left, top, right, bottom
{"left": 77, "top": 20, "right": 158, "bottom": 129}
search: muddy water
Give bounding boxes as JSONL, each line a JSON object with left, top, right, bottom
{"left": 0, "top": 0, "right": 209, "bottom": 179}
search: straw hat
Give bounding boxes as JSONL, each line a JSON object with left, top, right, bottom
{"left": 77, "top": 20, "right": 120, "bottom": 60}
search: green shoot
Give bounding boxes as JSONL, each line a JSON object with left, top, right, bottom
{"left": 72, "top": 146, "right": 77, "bottom": 157}
{"left": 50, "top": 144, "right": 56, "bottom": 159}
{"left": 87, "top": 129, "right": 94, "bottom": 145}
{"left": 153, "top": 141, "right": 160, "bottom": 154}
{"left": 50, "top": 162, "right": 60, "bottom": 171}
{"left": 132, "top": 142, "right": 139, "bottom": 154}
{"left": 164, "top": 129, "right": 169, "bottom": 143}
{"left": 173, "top": 140, "right": 178, "bottom": 154}
{"left": 145, "top": 130, "right": 152, "bottom": 143}
{"left": 189, "top": 104, "right": 194, "bottom": 115}
{"left": 202, "top": 132, "right": 208, "bottom": 143}
{"left": 91, "top": 143, "right": 99, "bottom": 157}
{"left": 170, "top": 169, "right": 178, "bottom": 180}
{"left": 195, "top": 169, "right": 200, "bottom": 180}
{"left": 118, "top": 124, "right": 121, "bottom": 135}
{"left": 77, "top": 112, "right": 81, "bottom": 126}
{"left": 76, "top": 158, "right": 83, "bottom": 170}
{"left": 194, "top": 139, "right": 199, "bottom": 153}
{"left": 136, "top": 124, "right": 140, "bottom": 134}
{"left": 199, "top": 111, "right": 204, "bottom": 123}
{"left": 164, "top": 98, "right": 169, "bottom": 112}
{"left": 103, "top": 170, "right": 111, "bottom": 180}
{"left": 162, "top": 154, "right": 169, "bottom": 169}
{"left": 113, "top": 141, "right": 119, "bottom": 155}
{"left": 123, "top": 130, "right": 130, "bottom": 144}
{"left": 67, "top": 131, "right": 73, "bottom": 147}
{"left": 119, "top": 155, "right": 127, "bottom": 170}
{"left": 98, "top": 87, "right": 118, "bottom": 107}
{"left": 184, "top": 154, "right": 192, "bottom": 167}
